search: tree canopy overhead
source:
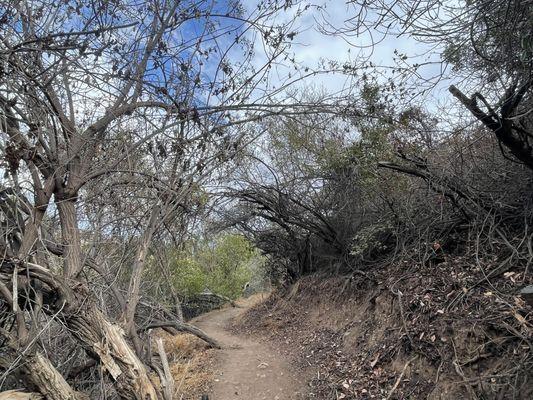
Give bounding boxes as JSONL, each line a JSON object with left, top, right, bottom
{"left": 0, "top": 0, "right": 532, "bottom": 399}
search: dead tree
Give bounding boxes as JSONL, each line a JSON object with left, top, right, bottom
{"left": 0, "top": 0, "right": 316, "bottom": 397}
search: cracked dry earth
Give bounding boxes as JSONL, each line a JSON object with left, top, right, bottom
{"left": 194, "top": 304, "right": 306, "bottom": 400}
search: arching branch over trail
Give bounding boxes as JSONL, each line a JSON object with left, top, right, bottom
{"left": 449, "top": 83, "right": 533, "bottom": 170}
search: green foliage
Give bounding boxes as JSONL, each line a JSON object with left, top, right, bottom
{"left": 442, "top": 43, "right": 468, "bottom": 72}
{"left": 320, "top": 84, "right": 396, "bottom": 188}
{"left": 350, "top": 223, "right": 392, "bottom": 262}
{"left": 201, "top": 234, "right": 256, "bottom": 299}
{"left": 168, "top": 234, "right": 259, "bottom": 300}
{"left": 268, "top": 114, "right": 345, "bottom": 178}
{"left": 169, "top": 253, "right": 206, "bottom": 297}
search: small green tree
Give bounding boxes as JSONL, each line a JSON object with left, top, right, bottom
{"left": 164, "top": 234, "right": 259, "bottom": 300}
{"left": 202, "top": 234, "right": 256, "bottom": 299}
{"left": 169, "top": 252, "right": 207, "bottom": 298}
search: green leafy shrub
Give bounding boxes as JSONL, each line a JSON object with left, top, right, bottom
{"left": 166, "top": 234, "right": 262, "bottom": 300}
{"left": 169, "top": 253, "right": 207, "bottom": 297}
{"left": 350, "top": 223, "right": 393, "bottom": 262}
{"left": 202, "top": 234, "right": 256, "bottom": 299}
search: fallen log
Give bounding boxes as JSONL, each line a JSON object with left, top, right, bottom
{"left": 143, "top": 321, "right": 221, "bottom": 349}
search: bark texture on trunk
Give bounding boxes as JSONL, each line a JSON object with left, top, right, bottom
{"left": 25, "top": 352, "right": 88, "bottom": 400}
{"left": 0, "top": 390, "right": 43, "bottom": 400}
{"left": 4, "top": 260, "right": 161, "bottom": 400}
{"left": 0, "top": 344, "right": 86, "bottom": 400}
{"left": 56, "top": 199, "right": 82, "bottom": 278}
{"left": 65, "top": 297, "right": 158, "bottom": 400}
{"left": 156, "top": 337, "right": 174, "bottom": 400}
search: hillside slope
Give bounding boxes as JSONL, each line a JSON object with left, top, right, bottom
{"left": 235, "top": 257, "right": 532, "bottom": 399}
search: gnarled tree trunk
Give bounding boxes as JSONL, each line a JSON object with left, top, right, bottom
{"left": 63, "top": 289, "right": 159, "bottom": 400}
{"left": 0, "top": 339, "right": 85, "bottom": 400}
{"left": 25, "top": 352, "right": 88, "bottom": 400}
{"left": 3, "top": 260, "right": 160, "bottom": 400}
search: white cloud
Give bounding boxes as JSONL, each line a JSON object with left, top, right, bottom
{"left": 239, "top": 0, "right": 450, "bottom": 107}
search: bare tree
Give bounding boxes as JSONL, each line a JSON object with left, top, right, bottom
{"left": 0, "top": 0, "right": 324, "bottom": 397}
{"left": 320, "top": 0, "right": 533, "bottom": 170}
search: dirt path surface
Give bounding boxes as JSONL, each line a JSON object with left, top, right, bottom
{"left": 193, "top": 303, "right": 305, "bottom": 400}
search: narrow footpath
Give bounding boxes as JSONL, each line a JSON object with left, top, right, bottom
{"left": 193, "top": 302, "right": 305, "bottom": 400}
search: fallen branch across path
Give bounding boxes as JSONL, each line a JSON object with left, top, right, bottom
{"left": 143, "top": 321, "right": 221, "bottom": 349}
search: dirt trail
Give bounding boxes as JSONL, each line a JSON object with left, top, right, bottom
{"left": 193, "top": 301, "right": 305, "bottom": 400}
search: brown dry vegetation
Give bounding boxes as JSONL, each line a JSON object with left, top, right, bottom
{"left": 152, "top": 332, "right": 215, "bottom": 399}
{"left": 236, "top": 255, "right": 532, "bottom": 399}
{"left": 1, "top": 1, "right": 532, "bottom": 398}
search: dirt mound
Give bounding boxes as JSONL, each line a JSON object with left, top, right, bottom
{"left": 235, "top": 257, "right": 533, "bottom": 399}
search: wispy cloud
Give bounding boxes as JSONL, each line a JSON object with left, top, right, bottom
{"left": 239, "top": 0, "right": 448, "bottom": 105}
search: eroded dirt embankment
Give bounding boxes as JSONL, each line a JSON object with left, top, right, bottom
{"left": 234, "top": 262, "right": 532, "bottom": 399}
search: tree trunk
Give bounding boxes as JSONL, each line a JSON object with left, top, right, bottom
{"left": 18, "top": 207, "right": 46, "bottom": 259}
{"left": 4, "top": 260, "right": 161, "bottom": 400}
{"left": 156, "top": 337, "right": 174, "bottom": 400}
{"left": 64, "top": 293, "right": 159, "bottom": 400}
{"left": 56, "top": 199, "right": 82, "bottom": 278}
{"left": 122, "top": 203, "right": 162, "bottom": 355}
{"left": 123, "top": 203, "right": 161, "bottom": 331}
{"left": 18, "top": 178, "right": 54, "bottom": 259}
{"left": 0, "top": 343, "right": 85, "bottom": 400}
{"left": 25, "top": 352, "right": 88, "bottom": 400}
{"left": 0, "top": 390, "right": 43, "bottom": 400}
{"left": 173, "top": 293, "right": 184, "bottom": 321}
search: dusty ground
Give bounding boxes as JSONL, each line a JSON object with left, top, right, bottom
{"left": 193, "top": 296, "right": 306, "bottom": 400}
{"left": 182, "top": 250, "right": 532, "bottom": 400}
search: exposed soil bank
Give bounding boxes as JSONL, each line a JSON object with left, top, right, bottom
{"left": 235, "top": 264, "right": 532, "bottom": 399}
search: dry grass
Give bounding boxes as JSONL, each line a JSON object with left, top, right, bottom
{"left": 151, "top": 332, "right": 216, "bottom": 399}
{"left": 235, "top": 292, "right": 271, "bottom": 308}
{"left": 231, "top": 292, "right": 272, "bottom": 327}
